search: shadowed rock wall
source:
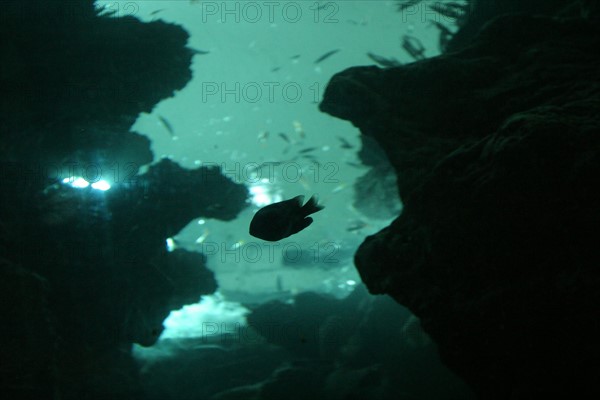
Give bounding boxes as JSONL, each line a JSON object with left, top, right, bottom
{"left": 1, "top": 1, "right": 247, "bottom": 399}
{"left": 321, "top": 2, "right": 600, "bottom": 398}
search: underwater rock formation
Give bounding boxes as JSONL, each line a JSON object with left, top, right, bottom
{"left": 242, "top": 286, "right": 472, "bottom": 399}
{"left": 0, "top": 1, "right": 248, "bottom": 399}
{"left": 321, "top": 4, "right": 600, "bottom": 400}
{"left": 1, "top": 0, "right": 193, "bottom": 168}
{"left": 352, "top": 135, "right": 402, "bottom": 220}
{"left": 446, "top": 0, "right": 585, "bottom": 51}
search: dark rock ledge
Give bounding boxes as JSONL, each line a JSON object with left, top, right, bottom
{"left": 320, "top": 11, "right": 600, "bottom": 399}
{"left": 1, "top": 2, "right": 247, "bottom": 399}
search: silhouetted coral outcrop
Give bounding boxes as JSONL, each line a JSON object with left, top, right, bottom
{"left": 0, "top": 1, "right": 247, "bottom": 399}
{"left": 321, "top": 2, "right": 600, "bottom": 398}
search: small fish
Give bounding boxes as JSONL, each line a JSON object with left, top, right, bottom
{"left": 191, "top": 344, "right": 230, "bottom": 352}
{"left": 429, "top": 21, "right": 454, "bottom": 52}
{"left": 259, "top": 161, "right": 286, "bottom": 168}
{"left": 290, "top": 54, "right": 301, "bottom": 60}
{"left": 429, "top": 20, "right": 454, "bottom": 36}
{"left": 299, "top": 147, "right": 318, "bottom": 154}
{"left": 301, "top": 153, "right": 318, "bottom": 160}
{"left": 331, "top": 183, "right": 347, "bottom": 193}
{"left": 257, "top": 131, "right": 269, "bottom": 142}
{"left": 195, "top": 229, "right": 210, "bottom": 244}
{"left": 230, "top": 240, "right": 244, "bottom": 250}
{"left": 301, "top": 155, "right": 320, "bottom": 165}
{"left": 401, "top": 34, "right": 426, "bottom": 61}
{"left": 346, "top": 220, "right": 368, "bottom": 232}
{"left": 316, "top": 3, "right": 333, "bottom": 11}
{"left": 249, "top": 195, "right": 324, "bottom": 241}
{"left": 246, "top": 161, "right": 284, "bottom": 174}
{"left": 190, "top": 48, "right": 210, "bottom": 56}
{"left": 278, "top": 132, "right": 291, "bottom": 144}
{"left": 271, "top": 66, "right": 281, "bottom": 72}
{"left": 366, "top": 52, "right": 402, "bottom": 68}
{"left": 395, "top": 0, "right": 423, "bottom": 12}
{"left": 346, "top": 19, "right": 367, "bottom": 26}
{"left": 428, "top": 2, "right": 467, "bottom": 22}
{"left": 158, "top": 115, "right": 174, "bottom": 136}
{"left": 337, "top": 136, "right": 354, "bottom": 149}
{"left": 150, "top": 9, "right": 164, "bottom": 16}
{"left": 97, "top": 8, "right": 117, "bottom": 17}
{"left": 314, "top": 49, "right": 340, "bottom": 64}
{"left": 346, "top": 161, "right": 366, "bottom": 169}
{"left": 292, "top": 120, "right": 305, "bottom": 139}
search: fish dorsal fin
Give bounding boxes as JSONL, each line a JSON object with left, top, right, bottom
{"left": 302, "top": 195, "right": 324, "bottom": 215}
{"left": 293, "top": 195, "right": 305, "bottom": 205}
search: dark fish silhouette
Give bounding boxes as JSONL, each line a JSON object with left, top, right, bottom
{"left": 346, "top": 219, "right": 368, "bottom": 232}
{"left": 158, "top": 115, "right": 174, "bottom": 136}
{"left": 429, "top": 21, "right": 454, "bottom": 52}
{"left": 401, "top": 34, "right": 426, "bottom": 61}
{"left": 278, "top": 132, "right": 291, "bottom": 143}
{"left": 298, "top": 147, "right": 318, "bottom": 154}
{"left": 249, "top": 195, "right": 324, "bottom": 241}
{"left": 190, "top": 48, "right": 210, "bottom": 56}
{"left": 428, "top": 2, "right": 467, "bottom": 22}
{"left": 346, "top": 161, "right": 366, "bottom": 169}
{"left": 395, "top": 0, "right": 423, "bottom": 12}
{"left": 366, "top": 52, "right": 402, "bottom": 68}
{"left": 337, "top": 136, "right": 354, "bottom": 149}
{"left": 314, "top": 49, "right": 340, "bottom": 64}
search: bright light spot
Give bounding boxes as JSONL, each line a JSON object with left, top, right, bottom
{"left": 249, "top": 183, "right": 281, "bottom": 207}
{"left": 160, "top": 293, "right": 249, "bottom": 340}
{"left": 230, "top": 241, "right": 244, "bottom": 250}
{"left": 250, "top": 187, "right": 270, "bottom": 207}
{"left": 166, "top": 238, "right": 176, "bottom": 252}
{"left": 195, "top": 229, "right": 209, "bottom": 244}
{"left": 197, "top": 219, "right": 206, "bottom": 225}
{"left": 91, "top": 180, "right": 111, "bottom": 191}
{"left": 346, "top": 280, "right": 357, "bottom": 286}
{"left": 63, "top": 176, "right": 89, "bottom": 188}
{"left": 62, "top": 177, "right": 111, "bottom": 191}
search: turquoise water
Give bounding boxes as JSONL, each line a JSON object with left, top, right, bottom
{"left": 93, "top": 2, "right": 472, "bottom": 399}
{"left": 95, "top": 0, "right": 438, "bottom": 304}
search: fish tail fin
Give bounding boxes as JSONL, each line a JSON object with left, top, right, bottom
{"left": 302, "top": 195, "right": 324, "bottom": 216}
